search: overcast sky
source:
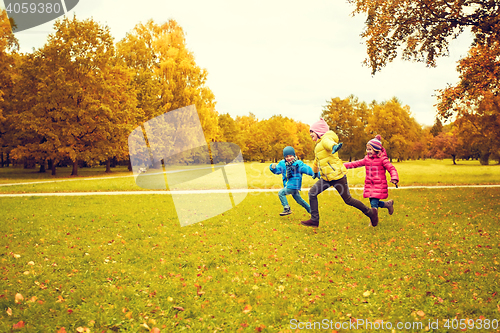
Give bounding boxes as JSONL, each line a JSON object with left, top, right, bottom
{"left": 4, "top": 0, "right": 474, "bottom": 127}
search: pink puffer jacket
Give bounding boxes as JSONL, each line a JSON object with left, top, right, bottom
{"left": 344, "top": 149, "right": 399, "bottom": 199}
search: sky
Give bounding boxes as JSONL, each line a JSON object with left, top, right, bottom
{"left": 3, "top": 0, "right": 474, "bottom": 127}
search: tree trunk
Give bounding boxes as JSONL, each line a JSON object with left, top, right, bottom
{"left": 39, "top": 160, "right": 46, "bottom": 173}
{"left": 5, "top": 153, "right": 9, "bottom": 167}
{"left": 480, "top": 152, "right": 490, "bottom": 165}
{"left": 0, "top": 152, "right": 3, "bottom": 167}
{"left": 24, "top": 158, "right": 35, "bottom": 169}
{"left": 71, "top": 160, "right": 78, "bottom": 176}
{"left": 51, "top": 160, "right": 57, "bottom": 176}
{"left": 452, "top": 155, "right": 456, "bottom": 165}
{"left": 128, "top": 158, "right": 132, "bottom": 172}
{"left": 105, "top": 158, "right": 111, "bottom": 173}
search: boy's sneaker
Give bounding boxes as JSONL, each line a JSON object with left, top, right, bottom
{"left": 280, "top": 207, "right": 292, "bottom": 216}
{"left": 384, "top": 200, "right": 394, "bottom": 215}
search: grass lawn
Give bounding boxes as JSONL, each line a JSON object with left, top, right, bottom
{"left": 1, "top": 187, "right": 499, "bottom": 332}
{"left": 1, "top": 159, "right": 500, "bottom": 193}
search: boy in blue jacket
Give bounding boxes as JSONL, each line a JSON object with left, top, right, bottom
{"left": 270, "top": 146, "right": 316, "bottom": 216}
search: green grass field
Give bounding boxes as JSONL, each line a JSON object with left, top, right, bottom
{"left": 1, "top": 159, "right": 500, "bottom": 193}
{"left": 1, "top": 160, "right": 499, "bottom": 332}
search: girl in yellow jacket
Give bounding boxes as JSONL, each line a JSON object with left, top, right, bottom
{"left": 301, "top": 119, "right": 379, "bottom": 227}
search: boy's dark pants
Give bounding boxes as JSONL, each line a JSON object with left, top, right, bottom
{"left": 309, "top": 175, "right": 370, "bottom": 222}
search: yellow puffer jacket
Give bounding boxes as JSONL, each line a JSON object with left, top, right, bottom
{"left": 312, "top": 130, "right": 346, "bottom": 181}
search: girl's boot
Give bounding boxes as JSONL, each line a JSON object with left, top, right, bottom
{"left": 384, "top": 200, "right": 394, "bottom": 215}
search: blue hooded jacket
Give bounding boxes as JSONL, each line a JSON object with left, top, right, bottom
{"left": 270, "top": 159, "right": 314, "bottom": 190}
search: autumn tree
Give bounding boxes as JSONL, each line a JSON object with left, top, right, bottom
{"left": 322, "top": 95, "right": 370, "bottom": 161}
{"left": 218, "top": 113, "right": 238, "bottom": 142}
{"left": 233, "top": 113, "right": 257, "bottom": 161}
{"left": 428, "top": 129, "right": 464, "bottom": 164}
{"left": 0, "top": 9, "right": 19, "bottom": 167}
{"left": 366, "top": 97, "right": 420, "bottom": 161}
{"left": 454, "top": 108, "right": 500, "bottom": 164}
{"left": 437, "top": 40, "right": 500, "bottom": 164}
{"left": 348, "top": 0, "right": 500, "bottom": 74}
{"left": 350, "top": 1, "right": 500, "bottom": 164}
{"left": 11, "top": 16, "right": 137, "bottom": 175}
{"left": 411, "top": 126, "right": 433, "bottom": 160}
{"left": 240, "top": 114, "right": 274, "bottom": 162}
{"left": 296, "top": 122, "right": 315, "bottom": 161}
{"left": 220, "top": 113, "right": 314, "bottom": 163}
{"left": 430, "top": 117, "right": 443, "bottom": 137}
{"left": 263, "top": 115, "right": 301, "bottom": 162}
{"left": 117, "top": 20, "right": 219, "bottom": 144}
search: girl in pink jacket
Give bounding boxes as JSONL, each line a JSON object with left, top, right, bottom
{"left": 344, "top": 135, "right": 399, "bottom": 226}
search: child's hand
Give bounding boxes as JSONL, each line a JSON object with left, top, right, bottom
{"left": 271, "top": 163, "right": 277, "bottom": 169}
{"left": 391, "top": 180, "right": 399, "bottom": 188}
{"left": 312, "top": 172, "right": 320, "bottom": 179}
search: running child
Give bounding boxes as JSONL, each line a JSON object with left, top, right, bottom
{"left": 270, "top": 146, "right": 316, "bottom": 216}
{"left": 344, "top": 135, "right": 399, "bottom": 225}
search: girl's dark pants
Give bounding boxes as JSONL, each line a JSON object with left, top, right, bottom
{"left": 309, "top": 175, "right": 370, "bottom": 222}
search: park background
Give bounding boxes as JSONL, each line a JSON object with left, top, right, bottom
{"left": 1, "top": 1, "right": 500, "bottom": 332}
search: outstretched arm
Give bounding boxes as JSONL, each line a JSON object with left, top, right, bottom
{"left": 344, "top": 158, "right": 366, "bottom": 169}
{"left": 269, "top": 161, "right": 284, "bottom": 174}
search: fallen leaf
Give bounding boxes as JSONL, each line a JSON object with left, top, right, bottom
{"left": 150, "top": 328, "right": 161, "bottom": 333}
{"left": 76, "top": 327, "right": 89, "bottom": 333}
{"left": 57, "top": 328, "right": 67, "bottom": 333}
{"left": 6, "top": 307, "right": 12, "bottom": 316}
{"left": 173, "top": 306, "right": 184, "bottom": 311}
{"left": 363, "top": 290, "right": 371, "bottom": 297}
{"left": 243, "top": 304, "right": 252, "bottom": 313}
{"left": 417, "top": 310, "right": 425, "bottom": 317}
{"left": 12, "top": 321, "right": 25, "bottom": 329}
{"left": 14, "top": 293, "right": 24, "bottom": 303}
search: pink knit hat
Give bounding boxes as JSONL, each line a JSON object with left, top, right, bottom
{"left": 368, "top": 135, "right": 383, "bottom": 151}
{"left": 310, "top": 118, "right": 329, "bottom": 137}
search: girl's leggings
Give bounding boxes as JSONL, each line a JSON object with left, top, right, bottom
{"left": 308, "top": 175, "right": 371, "bottom": 222}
